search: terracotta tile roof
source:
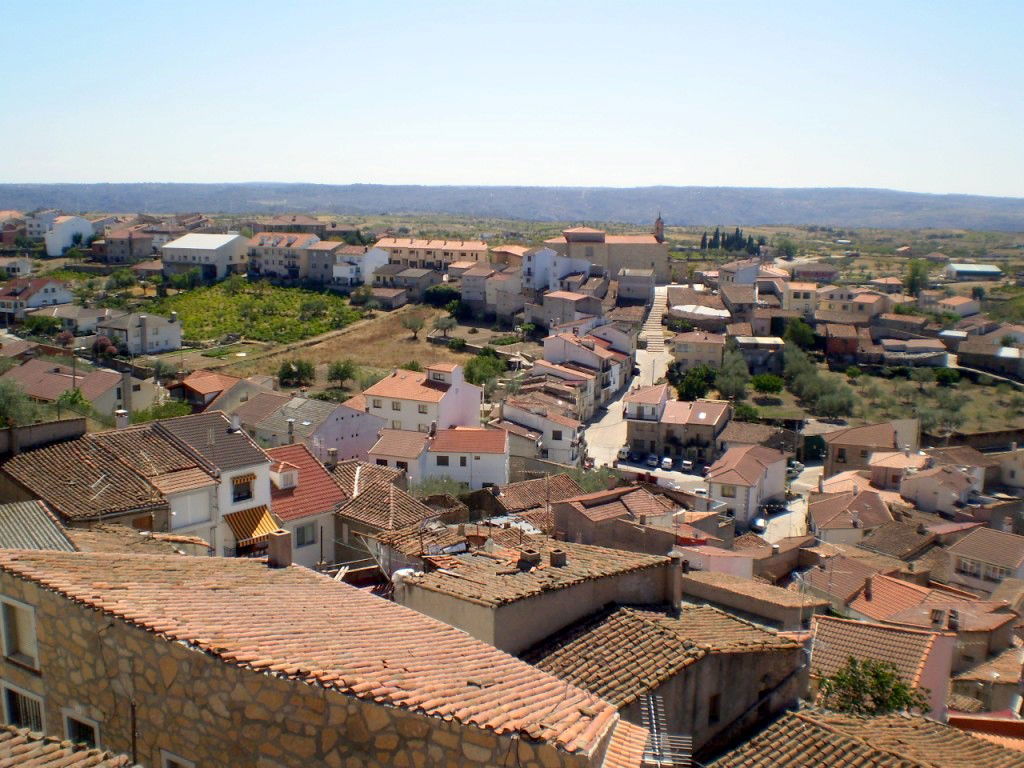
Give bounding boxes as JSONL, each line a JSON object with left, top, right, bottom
{"left": 812, "top": 616, "right": 944, "bottom": 689}
{"left": 860, "top": 521, "right": 937, "bottom": 560}
{"left": 370, "top": 429, "right": 429, "bottom": 459}
{"left": 148, "top": 467, "right": 217, "bottom": 495}
{"left": 670, "top": 330, "right": 726, "bottom": 345}
{"left": 725, "top": 321, "right": 753, "bottom": 336}
{"left": 375, "top": 520, "right": 536, "bottom": 558}
{"left": 711, "top": 708, "right": 1024, "bottom": 768}
{"left": 870, "top": 451, "right": 930, "bottom": 470}
{"left": 0, "top": 725, "right": 134, "bottom": 767}
{"left": 428, "top": 427, "right": 508, "bottom": 455}
{"left": 948, "top": 693, "right": 987, "bottom": 713}
{"left": 825, "top": 421, "right": 899, "bottom": 448}
{"left": 809, "top": 491, "right": 893, "bottom": 531}
{"left": 948, "top": 528, "right": 1024, "bottom": 570}
{"left": 822, "top": 470, "right": 906, "bottom": 506}
{"left": 602, "top": 720, "right": 648, "bottom": 768}
{"left": 489, "top": 418, "right": 541, "bottom": 440}
{"left": 559, "top": 487, "right": 675, "bottom": 523}
{"left": 406, "top": 538, "right": 667, "bottom": 607}
{"left": 154, "top": 411, "right": 269, "bottom": 472}
{"left": 362, "top": 368, "right": 452, "bottom": 403}
{"left": 849, "top": 573, "right": 935, "bottom": 621}
{"left": 180, "top": 369, "right": 241, "bottom": 396}
{"left": 0, "top": 277, "right": 67, "bottom": 301}
{"left": 662, "top": 399, "right": 731, "bottom": 427}
{"left": 849, "top": 573, "right": 1014, "bottom": 631}
{"left": 527, "top": 604, "right": 799, "bottom": 707}
{"left": 267, "top": 444, "right": 347, "bottom": 522}
{"left": 955, "top": 647, "right": 1024, "bottom": 684}
{"left": 336, "top": 482, "right": 437, "bottom": 531}
{"left": 66, "top": 524, "right": 209, "bottom": 555}
{"left": 495, "top": 474, "right": 585, "bottom": 514}
{"left": 0, "top": 551, "right": 617, "bottom": 753}
{"left": 706, "top": 444, "right": 785, "bottom": 486}
{"left": 949, "top": 715, "right": 1024, "bottom": 753}
{"left": 800, "top": 554, "right": 897, "bottom": 603}
{"left": 375, "top": 237, "right": 487, "bottom": 251}
{"left": 719, "top": 420, "right": 783, "bottom": 446}
{"left": 223, "top": 505, "right": 280, "bottom": 547}
{"left": 622, "top": 382, "right": 668, "bottom": 405}
{"left": 230, "top": 391, "right": 291, "bottom": 425}
{"left": 926, "top": 445, "right": 1000, "bottom": 469}
{"left": 0, "top": 501, "right": 74, "bottom": 552}
{"left": 682, "top": 570, "right": 827, "bottom": 609}
{"left": 329, "top": 460, "right": 402, "bottom": 497}
{"left": 1, "top": 358, "right": 120, "bottom": 403}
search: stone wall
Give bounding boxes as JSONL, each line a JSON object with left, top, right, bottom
{"left": 0, "top": 571, "right": 606, "bottom": 768}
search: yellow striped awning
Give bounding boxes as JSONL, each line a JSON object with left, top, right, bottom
{"left": 223, "top": 505, "right": 279, "bottom": 547}
{"left": 232, "top": 473, "right": 256, "bottom": 486}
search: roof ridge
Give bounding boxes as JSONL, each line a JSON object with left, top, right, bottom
{"left": 790, "top": 710, "right": 931, "bottom": 768}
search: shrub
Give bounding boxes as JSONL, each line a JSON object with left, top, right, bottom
{"left": 423, "top": 285, "right": 461, "bottom": 307}
{"left": 130, "top": 400, "right": 192, "bottom": 423}
{"left": 465, "top": 349, "right": 506, "bottom": 386}
{"left": 845, "top": 366, "right": 862, "bottom": 380}
{"left": 935, "top": 368, "right": 961, "bottom": 387}
{"left": 733, "top": 402, "right": 760, "bottom": 421}
{"left": 448, "top": 338, "right": 467, "bottom": 351}
{"left": 278, "top": 359, "right": 315, "bottom": 387}
{"left": 751, "top": 374, "right": 784, "bottom": 395}
{"left": 23, "top": 315, "right": 62, "bottom": 336}
{"left": 401, "top": 361, "right": 424, "bottom": 371}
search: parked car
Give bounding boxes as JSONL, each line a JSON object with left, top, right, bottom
{"left": 750, "top": 517, "right": 768, "bottom": 533}
{"left": 646, "top": 453, "right": 660, "bottom": 468}
{"left": 629, "top": 450, "right": 644, "bottom": 463}
{"left": 681, "top": 459, "right": 694, "bottom": 472}
{"left": 660, "top": 456, "right": 673, "bottom": 470}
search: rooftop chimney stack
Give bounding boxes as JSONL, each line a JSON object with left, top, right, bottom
{"left": 549, "top": 548, "right": 567, "bottom": 567}
{"left": 948, "top": 609, "right": 960, "bottom": 632}
{"left": 114, "top": 409, "right": 129, "bottom": 429}
{"left": 326, "top": 447, "right": 338, "bottom": 469}
{"left": 863, "top": 577, "right": 873, "bottom": 601}
{"left": 668, "top": 553, "right": 684, "bottom": 615}
{"left": 267, "top": 529, "right": 292, "bottom": 568}
{"left": 229, "top": 414, "right": 241, "bottom": 433}
{"left": 930, "top": 608, "right": 946, "bottom": 628}
{"left": 286, "top": 418, "right": 295, "bottom": 444}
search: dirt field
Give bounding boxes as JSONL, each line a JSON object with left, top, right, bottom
{"left": 222, "top": 305, "right": 473, "bottom": 379}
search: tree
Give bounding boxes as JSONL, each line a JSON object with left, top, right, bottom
{"left": 1001, "top": 335, "right": 1017, "bottom": 348}
{"left": 784, "top": 318, "right": 815, "bottom": 349}
{"left": 674, "top": 364, "right": 716, "bottom": 401}
{"left": 410, "top": 476, "right": 470, "bottom": 498}
{"left": 845, "top": 366, "right": 862, "bottom": 381}
{"left": 401, "top": 313, "right": 426, "bottom": 340}
{"left": 774, "top": 236, "right": 798, "bottom": 259}
{"left": 278, "top": 359, "right": 315, "bottom": 387}
{"left": 328, "top": 359, "right": 357, "bottom": 388}
{"left": 715, "top": 349, "right": 750, "bottom": 400}
{"left": 23, "top": 315, "right": 62, "bottom": 336}
{"left": 733, "top": 402, "right": 760, "bottom": 421}
{"left": 423, "top": 284, "right": 461, "bottom": 307}
{"left": 904, "top": 259, "right": 929, "bottom": 297}
{"left": 106, "top": 268, "right": 136, "bottom": 290}
{"left": 518, "top": 322, "right": 536, "bottom": 340}
{"left": 0, "top": 380, "right": 38, "bottom": 426}
{"left": 56, "top": 330, "right": 75, "bottom": 348}
{"left": 56, "top": 387, "right": 90, "bottom": 415}
{"left": 935, "top": 368, "right": 960, "bottom": 387}
{"left": 433, "top": 316, "right": 457, "bottom": 338}
{"left": 464, "top": 347, "right": 507, "bottom": 386}
{"left": 709, "top": 227, "right": 721, "bottom": 250}
{"left": 972, "top": 286, "right": 986, "bottom": 301}
{"left": 92, "top": 335, "right": 115, "bottom": 359}
{"left": 818, "top": 657, "right": 929, "bottom": 715}
{"left": 751, "top": 374, "right": 784, "bottom": 395}
{"left": 700, "top": 232, "right": 708, "bottom": 250}
{"left": 910, "top": 368, "right": 935, "bottom": 391}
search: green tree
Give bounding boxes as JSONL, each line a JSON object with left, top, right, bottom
{"left": 564, "top": 466, "right": 619, "bottom": 493}
{"left": 910, "top": 368, "right": 935, "bottom": 391}
{"left": 433, "top": 316, "right": 457, "bottom": 338}
{"left": 733, "top": 402, "right": 760, "bottom": 421}
{"left": 401, "top": 313, "right": 426, "bottom": 340}
{"left": 56, "top": 387, "right": 90, "bottom": 415}
{"left": 715, "top": 349, "right": 750, "bottom": 400}
{"left": 106, "top": 268, "right": 136, "bottom": 290}
{"left": 935, "top": 368, "right": 960, "bottom": 387}
{"left": 774, "top": 236, "right": 798, "bottom": 259}
{"left": 410, "top": 476, "right": 470, "bottom": 498}
{"left": 23, "top": 315, "right": 62, "bottom": 336}
{"left": 423, "top": 285, "right": 461, "bottom": 307}
{"left": 328, "top": 359, "right": 358, "bottom": 388}
{"left": 674, "top": 364, "right": 716, "bottom": 401}
{"left": 971, "top": 286, "right": 985, "bottom": 301}
{"left": 845, "top": 366, "right": 862, "bottom": 381}
{"left": 904, "top": 259, "right": 929, "bottom": 297}
{"left": 464, "top": 348, "right": 507, "bottom": 386}
{"left": 819, "top": 657, "right": 929, "bottom": 715}
{"left": 784, "top": 318, "right": 816, "bottom": 349}
{"left": 0, "top": 380, "right": 38, "bottom": 426}
{"left": 278, "top": 359, "right": 315, "bottom": 387}
{"left": 751, "top": 373, "right": 784, "bottom": 395}
{"left": 518, "top": 322, "right": 536, "bottom": 339}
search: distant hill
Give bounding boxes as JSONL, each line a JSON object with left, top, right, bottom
{"left": 2, "top": 183, "right": 1024, "bottom": 231}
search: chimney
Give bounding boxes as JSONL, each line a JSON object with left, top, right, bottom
{"left": 668, "top": 552, "right": 684, "bottom": 614}
{"left": 863, "top": 576, "right": 873, "bottom": 601}
{"left": 229, "top": 414, "right": 241, "bottom": 433}
{"left": 904, "top": 444, "right": 911, "bottom": 458}
{"left": 517, "top": 548, "right": 542, "bottom": 570}
{"left": 286, "top": 418, "right": 295, "bottom": 444}
{"left": 948, "top": 609, "right": 960, "bottom": 632}
{"left": 121, "top": 370, "right": 133, "bottom": 417}
{"left": 170, "top": 311, "right": 178, "bottom": 324}
{"left": 326, "top": 447, "right": 338, "bottom": 469}
{"left": 267, "top": 529, "right": 292, "bottom": 568}
{"left": 429, "top": 421, "right": 437, "bottom": 437}
{"left": 114, "top": 409, "right": 129, "bottom": 429}
{"left": 817, "top": 475, "right": 824, "bottom": 493}
{"left": 549, "top": 548, "right": 567, "bottom": 567}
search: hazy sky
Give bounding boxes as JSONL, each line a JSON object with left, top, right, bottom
{"left": 3, "top": 0, "right": 1023, "bottom": 197}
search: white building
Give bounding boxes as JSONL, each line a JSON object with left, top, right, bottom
{"left": 43, "top": 215, "right": 94, "bottom": 256}
{"left": 498, "top": 395, "right": 582, "bottom": 465}
{"left": 331, "top": 246, "right": 389, "bottom": 287}
{"left": 162, "top": 232, "right": 250, "bottom": 281}
{"left": 362, "top": 363, "right": 482, "bottom": 433}
{"left": 0, "top": 278, "right": 73, "bottom": 325}
{"left": 522, "top": 247, "right": 592, "bottom": 295}
{"left": 705, "top": 444, "right": 787, "bottom": 526}
{"left": 542, "top": 331, "right": 631, "bottom": 405}
{"left": 0, "top": 257, "right": 33, "bottom": 278}
{"left": 24, "top": 209, "right": 59, "bottom": 240}
{"left": 370, "top": 427, "right": 510, "bottom": 490}
{"left": 96, "top": 311, "right": 182, "bottom": 355}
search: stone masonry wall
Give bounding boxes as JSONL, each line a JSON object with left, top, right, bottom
{"left": 0, "top": 572, "right": 604, "bottom": 768}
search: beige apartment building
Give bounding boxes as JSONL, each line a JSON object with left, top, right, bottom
{"left": 544, "top": 219, "right": 671, "bottom": 283}
{"left": 249, "top": 231, "right": 320, "bottom": 279}
{"left": 374, "top": 238, "right": 488, "bottom": 269}
{"left": 783, "top": 281, "right": 818, "bottom": 318}
{"left": 670, "top": 331, "right": 726, "bottom": 370}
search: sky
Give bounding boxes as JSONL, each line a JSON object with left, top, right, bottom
{"left": 2, "top": 0, "right": 1023, "bottom": 197}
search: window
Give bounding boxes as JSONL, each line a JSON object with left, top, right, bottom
{"left": 3, "top": 684, "right": 42, "bottom": 731}
{"left": 391, "top": 420, "right": 401, "bottom": 430}
{"left": 1, "top": 598, "right": 38, "bottom": 669}
{"left": 957, "top": 558, "right": 981, "bottom": 577}
{"left": 391, "top": 401, "right": 401, "bottom": 411}
{"left": 375, "top": 459, "right": 388, "bottom": 467}
{"left": 436, "top": 456, "right": 449, "bottom": 467}
{"left": 459, "top": 456, "right": 467, "bottom": 467}
{"left": 431, "top": 372, "right": 444, "bottom": 382}
{"left": 372, "top": 399, "right": 382, "bottom": 408}
{"left": 708, "top": 693, "right": 721, "bottom": 725}
{"left": 720, "top": 485, "right": 736, "bottom": 498}
{"left": 396, "top": 461, "right": 408, "bottom": 471}
{"left": 161, "top": 751, "right": 195, "bottom": 768}
{"left": 295, "top": 523, "right": 316, "bottom": 548}
{"left": 552, "top": 430, "right": 563, "bottom": 441}
{"left": 231, "top": 479, "right": 253, "bottom": 503}
{"left": 64, "top": 711, "right": 99, "bottom": 748}
{"left": 836, "top": 448, "right": 847, "bottom": 463}
{"left": 418, "top": 404, "right": 428, "bottom": 414}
